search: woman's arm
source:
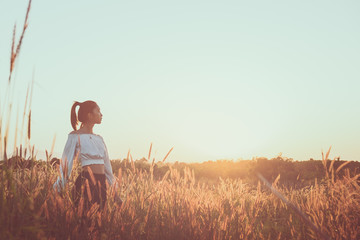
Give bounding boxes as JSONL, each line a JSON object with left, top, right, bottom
{"left": 53, "top": 134, "right": 79, "bottom": 191}
{"left": 102, "top": 137, "right": 115, "bottom": 186}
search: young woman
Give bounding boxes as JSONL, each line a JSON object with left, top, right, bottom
{"left": 53, "top": 100, "right": 115, "bottom": 209}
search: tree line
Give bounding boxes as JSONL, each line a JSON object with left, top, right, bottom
{"left": 3, "top": 154, "right": 359, "bottom": 189}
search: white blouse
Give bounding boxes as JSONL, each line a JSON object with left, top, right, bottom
{"left": 53, "top": 133, "right": 114, "bottom": 190}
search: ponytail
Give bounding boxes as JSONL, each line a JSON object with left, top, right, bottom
{"left": 71, "top": 101, "right": 81, "bottom": 130}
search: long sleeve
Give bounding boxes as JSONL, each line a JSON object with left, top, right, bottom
{"left": 102, "top": 137, "right": 115, "bottom": 186}
{"left": 53, "top": 134, "right": 79, "bottom": 191}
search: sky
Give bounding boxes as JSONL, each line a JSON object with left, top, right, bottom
{"left": 1, "top": 0, "right": 360, "bottom": 163}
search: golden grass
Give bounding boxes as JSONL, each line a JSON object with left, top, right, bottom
{"left": 0, "top": 160, "right": 359, "bottom": 239}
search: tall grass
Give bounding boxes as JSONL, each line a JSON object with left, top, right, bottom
{"left": 0, "top": 156, "right": 359, "bottom": 239}
{"left": 1, "top": 1, "right": 360, "bottom": 239}
{"left": 1, "top": 0, "right": 33, "bottom": 163}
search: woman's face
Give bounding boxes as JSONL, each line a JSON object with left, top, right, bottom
{"left": 88, "top": 105, "right": 103, "bottom": 124}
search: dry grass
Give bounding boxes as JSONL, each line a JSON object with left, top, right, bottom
{"left": 0, "top": 158, "right": 359, "bottom": 239}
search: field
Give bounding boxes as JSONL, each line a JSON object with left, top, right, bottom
{"left": 0, "top": 155, "right": 360, "bottom": 240}
{"left": 1, "top": 1, "right": 360, "bottom": 239}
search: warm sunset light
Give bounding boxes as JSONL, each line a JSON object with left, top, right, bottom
{"left": 1, "top": 1, "right": 359, "bottom": 239}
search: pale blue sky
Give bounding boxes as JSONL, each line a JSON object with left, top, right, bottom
{"left": 1, "top": 0, "right": 360, "bottom": 162}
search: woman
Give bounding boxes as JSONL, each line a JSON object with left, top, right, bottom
{"left": 53, "top": 100, "right": 115, "bottom": 209}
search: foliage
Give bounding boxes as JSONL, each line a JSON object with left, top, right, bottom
{"left": 107, "top": 156, "right": 360, "bottom": 189}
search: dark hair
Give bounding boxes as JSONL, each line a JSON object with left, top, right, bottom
{"left": 71, "top": 100, "right": 98, "bottom": 130}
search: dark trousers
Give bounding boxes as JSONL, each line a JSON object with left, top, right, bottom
{"left": 73, "top": 171, "right": 107, "bottom": 210}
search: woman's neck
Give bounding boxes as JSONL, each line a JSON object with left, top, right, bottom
{"left": 79, "top": 123, "right": 95, "bottom": 134}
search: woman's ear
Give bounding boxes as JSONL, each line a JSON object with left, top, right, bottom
{"left": 87, "top": 112, "right": 92, "bottom": 121}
